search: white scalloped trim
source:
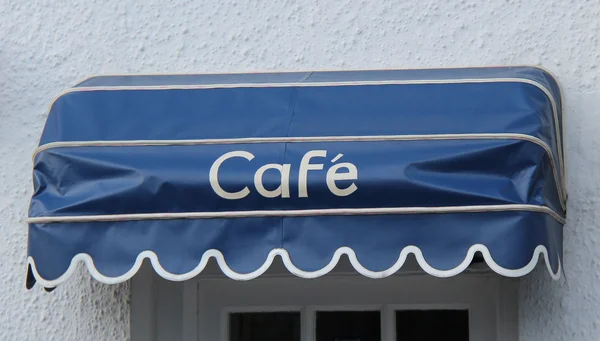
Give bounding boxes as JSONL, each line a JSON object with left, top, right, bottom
{"left": 27, "top": 244, "right": 561, "bottom": 288}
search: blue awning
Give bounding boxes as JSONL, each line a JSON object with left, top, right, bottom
{"left": 26, "top": 66, "right": 566, "bottom": 289}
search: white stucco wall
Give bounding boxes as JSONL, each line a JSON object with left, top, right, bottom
{"left": 1, "top": 1, "right": 599, "bottom": 340}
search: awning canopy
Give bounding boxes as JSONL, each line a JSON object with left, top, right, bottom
{"left": 26, "top": 66, "right": 566, "bottom": 289}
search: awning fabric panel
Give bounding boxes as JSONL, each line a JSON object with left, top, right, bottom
{"left": 27, "top": 66, "right": 566, "bottom": 288}
{"left": 29, "top": 212, "right": 562, "bottom": 283}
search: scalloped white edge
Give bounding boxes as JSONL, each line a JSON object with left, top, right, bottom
{"left": 27, "top": 244, "right": 561, "bottom": 288}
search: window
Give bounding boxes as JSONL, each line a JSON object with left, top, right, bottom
{"left": 130, "top": 261, "right": 519, "bottom": 341}
{"left": 225, "top": 307, "right": 471, "bottom": 341}
{"left": 229, "top": 312, "right": 301, "bottom": 341}
{"left": 315, "top": 311, "right": 381, "bottom": 341}
{"left": 396, "top": 310, "right": 469, "bottom": 341}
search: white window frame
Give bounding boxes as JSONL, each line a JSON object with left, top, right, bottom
{"left": 130, "top": 263, "right": 519, "bottom": 341}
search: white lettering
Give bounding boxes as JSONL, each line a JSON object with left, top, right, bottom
{"left": 209, "top": 151, "right": 254, "bottom": 199}
{"left": 210, "top": 149, "right": 358, "bottom": 199}
{"left": 326, "top": 161, "right": 358, "bottom": 196}
{"left": 298, "top": 150, "right": 327, "bottom": 198}
{"left": 254, "top": 163, "right": 292, "bottom": 198}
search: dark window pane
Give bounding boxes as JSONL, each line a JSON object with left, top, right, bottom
{"left": 229, "top": 312, "right": 300, "bottom": 341}
{"left": 396, "top": 310, "right": 469, "bottom": 341}
{"left": 316, "top": 311, "right": 381, "bottom": 341}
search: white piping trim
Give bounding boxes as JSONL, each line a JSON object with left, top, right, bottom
{"left": 27, "top": 204, "right": 565, "bottom": 225}
{"left": 33, "top": 132, "right": 552, "bottom": 155}
{"left": 45, "top": 76, "right": 565, "bottom": 185}
{"left": 72, "top": 64, "right": 556, "bottom": 83}
{"left": 31, "top": 133, "right": 566, "bottom": 210}
{"left": 56, "top": 78, "right": 551, "bottom": 92}
{"left": 26, "top": 244, "right": 562, "bottom": 288}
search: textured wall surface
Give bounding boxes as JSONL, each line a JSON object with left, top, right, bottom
{"left": 1, "top": 1, "right": 599, "bottom": 340}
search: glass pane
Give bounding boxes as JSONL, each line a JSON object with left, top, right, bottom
{"left": 316, "top": 311, "right": 381, "bottom": 341}
{"left": 229, "top": 312, "right": 301, "bottom": 341}
{"left": 395, "top": 310, "right": 469, "bottom": 341}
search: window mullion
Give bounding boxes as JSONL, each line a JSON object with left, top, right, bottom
{"left": 381, "top": 305, "right": 395, "bottom": 341}
{"left": 302, "top": 306, "right": 315, "bottom": 341}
